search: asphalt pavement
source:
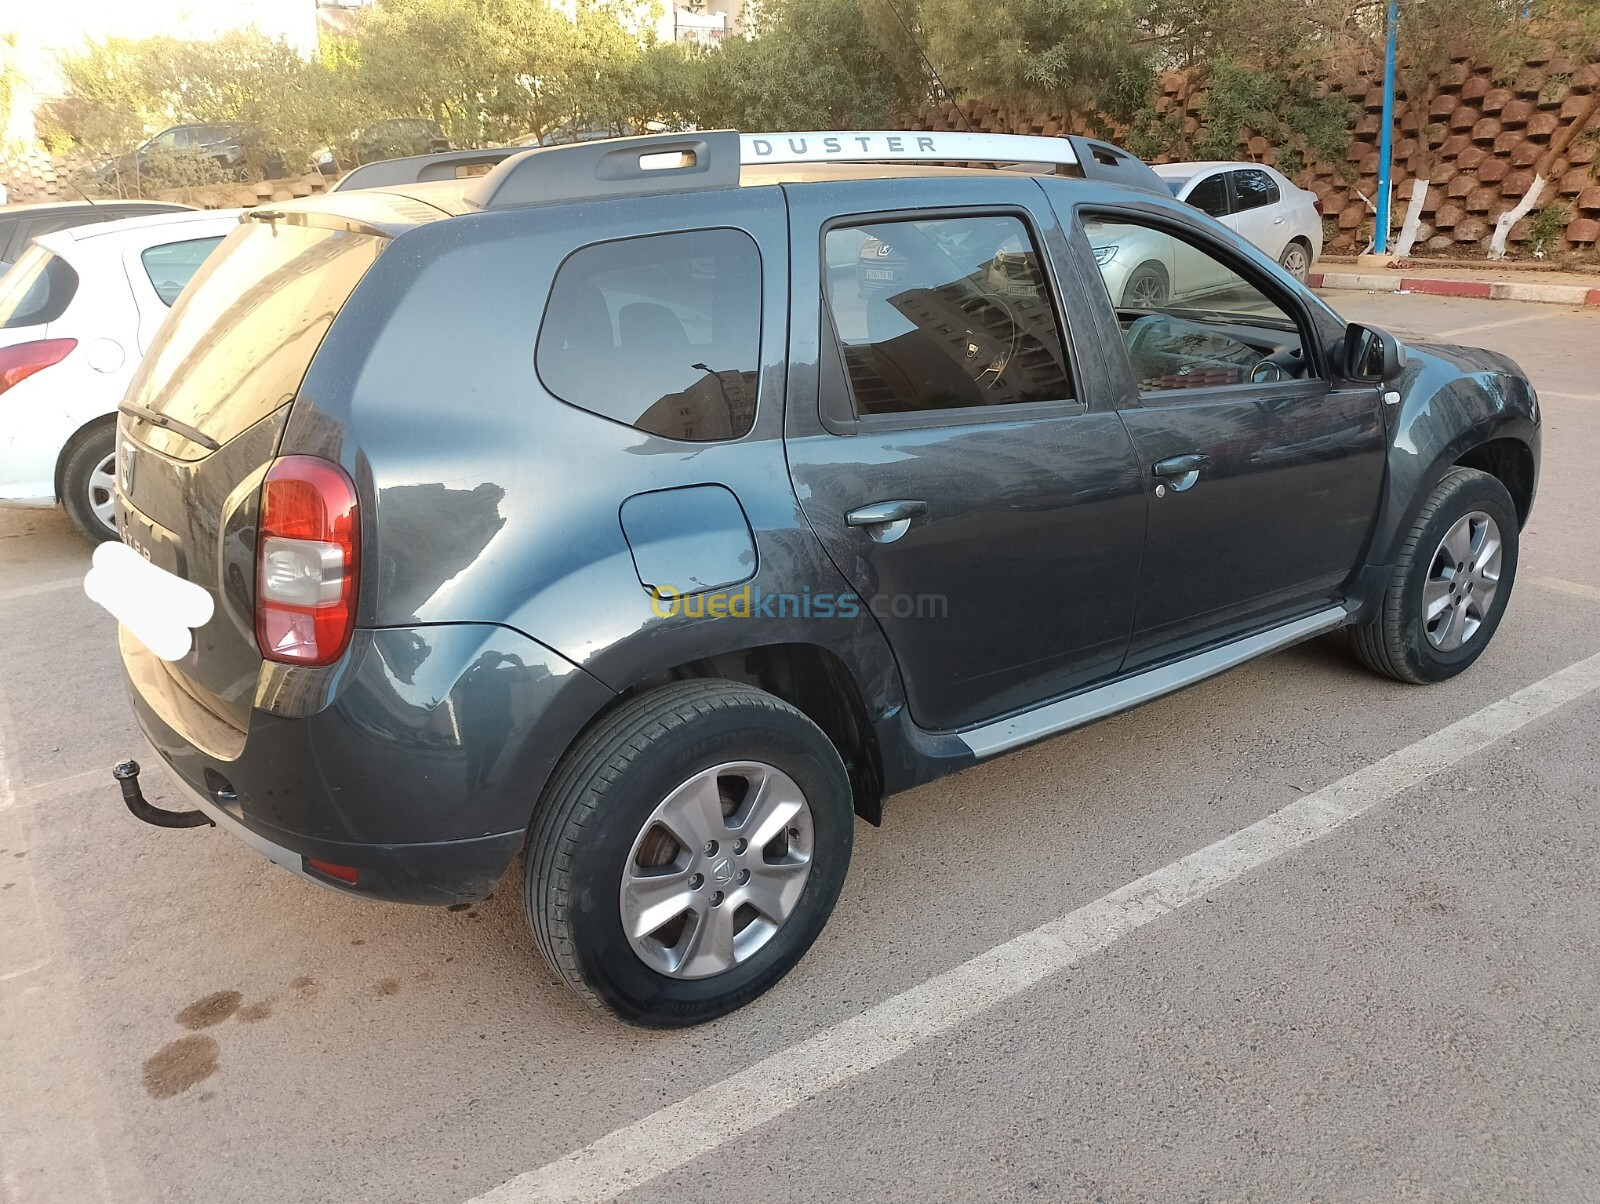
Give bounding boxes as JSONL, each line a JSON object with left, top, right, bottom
{"left": 2, "top": 291, "right": 1598, "bottom": 1204}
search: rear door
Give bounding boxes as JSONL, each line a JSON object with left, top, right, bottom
{"left": 783, "top": 176, "right": 1147, "bottom": 733}
{"left": 117, "top": 217, "right": 386, "bottom": 731}
{"left": 1225, "top": 168, "right": 1289, "bottom": 259}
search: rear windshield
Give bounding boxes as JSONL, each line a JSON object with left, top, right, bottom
{"left": 0, "top": 248, "right": 79, "bottom": 329}
{"left": 127, "top": 219, "right": 384, "bottom": 456}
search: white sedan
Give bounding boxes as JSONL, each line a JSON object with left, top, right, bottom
{"left": 1152, "top": 162, "right": 1322, "bottom": 281}
{"left": 0, "top": 208, "right": 240, "bottom": 542}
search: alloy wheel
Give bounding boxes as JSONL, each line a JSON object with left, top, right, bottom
{"left": 88, "top": 452, "right": 118, "bottom": 534}
{"left": 619, "top": 761, "right": 814, "bottom": 979}
{"left": 1423, "top": 510, "right": 1501, "bottom": 652}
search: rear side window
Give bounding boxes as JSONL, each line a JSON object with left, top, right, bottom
{"left": 536, "top": 229, "right": 761, "bottom": 442}
{"left": 1233, "top": 169, "right": 1281, "bottom": 211}
{"left": 1185, "top": 174, "right": 1230, "bottom": 218}
{"left": 141, "top": 236, "right": 225, "bottom": 306}
{"left": 127, "top": 220, "right": 383, "bottom": 457}
{"left": 822, "top": 214, "right": 1073, "bottom": 416}
{"left": 0, "top": 248, "right": 78, "bottom": 328}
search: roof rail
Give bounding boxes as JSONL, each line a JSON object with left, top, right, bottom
{"left": 330, "top": 147, "right": 524, "bottom": 193}
{"left": 467, "top": 128, "right": 1165, "bottom": 211}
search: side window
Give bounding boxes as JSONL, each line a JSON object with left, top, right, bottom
{"left": 1233, "top": 169, "right": 1281, "bottom": 211}
{"left": 1085, "top": 216, "right": 1316, "bottom": 394}
{"left": 141, "top": 236, "right": 225, "bottom": 306}
{"left": 536, "top": 229, "right": 761, "bottom": 442}
{"left": 1185, "top": 174, "right": 1230, "bottom": 218}
{"left": 822, "top": 214, "right": 1072, "bottom": 417}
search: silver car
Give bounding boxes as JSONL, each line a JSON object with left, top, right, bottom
{"left": 1153, "top": 162, "right": 1323, "bottom": 282}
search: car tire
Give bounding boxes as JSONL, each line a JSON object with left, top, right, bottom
{"left": 525, "top": 679, "right": 854, "bottom": 1027}
{"left": 1278, "top": 239, "right": 1313, "bottom": 282}
{"left": 1121, "top": 262, "right": 1170, "bottom": 309}
{"left": 59, "top": 422, "right": 119, "bottom": 545}
{"left": 1349, "top": 466, "right": 1519, "bottom": 684}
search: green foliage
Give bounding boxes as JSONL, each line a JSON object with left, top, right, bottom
{"left": 1191, "top": 58, "right": 1352, "bottom": 170}
{"left": 919, "top": 0, "right": 1150, "bottom": 133}
{"left": 1526, "top": 203, "right": 1570, "bottom": 254}
{"left": 695, "top": 0, "right": 921, "bottom": 131}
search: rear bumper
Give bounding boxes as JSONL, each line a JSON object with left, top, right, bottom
{"left": 140, "top": 747, "right": 522, "bottom": 904}
{"left": 122, "top": 621, "right": 616, "bottom": 905}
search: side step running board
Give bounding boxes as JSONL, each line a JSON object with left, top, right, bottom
{"left": 958, "top": 606, "right": 1350, "bottom": 759}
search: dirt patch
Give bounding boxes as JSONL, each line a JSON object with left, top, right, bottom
{"left": 176, "top": 990, "right": 243, "bottom": 1030}
{"left": 143, "top": 1035, "right": 220, "bottom": 1099}
{"left": 374, "top": 978, "right": 401, "bottom": 996}
{"left": 237, "top": 999, "right": 273, "bottom": 1023}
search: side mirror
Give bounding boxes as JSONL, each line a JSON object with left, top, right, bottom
{"left": 1341, "top": 322, "right": 1407, "bottom": 383}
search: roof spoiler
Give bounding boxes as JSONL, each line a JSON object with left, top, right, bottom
{"left": 456, "top": 128, "right": 1166, "bottom": 210}
{"left": 329, "top": 147, "right": 525, "bottom": 193}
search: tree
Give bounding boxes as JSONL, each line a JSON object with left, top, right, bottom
{"left": 918, "top": 0, "right": 1151, "bottom": 133}
{"left": 695, "top": 0, "right": 922, "bottom": 131}
{"left": 355, "top": 0, "right": 575, "bottom": 146}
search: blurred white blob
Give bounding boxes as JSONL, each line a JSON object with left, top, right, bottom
{"left": 83, "top": 541, "right": 214, "bottom": 661}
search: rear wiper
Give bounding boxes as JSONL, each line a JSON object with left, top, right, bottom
{"left": 117, "top": 402, "right": 222, "bottom": 452}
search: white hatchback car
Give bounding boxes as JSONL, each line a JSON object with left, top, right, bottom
{"left": 1152, "top": 162, "right": 1322, "bottom": 281}
{"left": 0, "top": 207, "right": 240, "bottom": 541}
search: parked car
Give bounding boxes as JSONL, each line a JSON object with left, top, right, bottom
{"left": 0, "top": 208, "right": 240, "bottom": 541}
{"left": 102, "top": 131, "right": 1537, "bottom": 1028}
{"left": 0, "top": 200, "right": 194, "bottom": 274}
{"left": 315, "top": 119, "right": 451, "bottom": 175}
{"left": 92, "top": 124, "right": 287, "bottom": 188}
{"left": 1153, "top": 162, "right": 1322, "bottom": 280}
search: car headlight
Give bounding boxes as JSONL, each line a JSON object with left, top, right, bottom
{"left": 1092, "top": 245, "right": 1119, "bottom": 265}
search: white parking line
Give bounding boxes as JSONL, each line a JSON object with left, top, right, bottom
{"left": 466, "top": 647, "right": 1600, "bottom": 1204}
{"left": 1432, "top": 312, "right": 1556, "bottom": 340}
{"left": 1541, "top": 391, "right": 1600, "bottom": 403}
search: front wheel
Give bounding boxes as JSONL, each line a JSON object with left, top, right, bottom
{"left": 1121, "top": 262, "right": 1170, "bottom": 309}
{"left": 59, "top": 423, "right": 119, "bottom": 545}
{"left": 1349, "top": 466, "right": 1519, "bottom": 684}
{"left": 525, "top": 680, "right": 854, "bottom": 1027}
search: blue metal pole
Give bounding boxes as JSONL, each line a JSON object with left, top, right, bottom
{"left": 1375, "top": 0, "right": 1399, "bottom": 254}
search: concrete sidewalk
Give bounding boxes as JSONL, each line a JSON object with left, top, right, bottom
{"left": 1310, "top": 260, "right": 1600, "bottom": 307}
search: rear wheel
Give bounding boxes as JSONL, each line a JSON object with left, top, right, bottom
{"left": 59, "top": 423, "right": 118, "bottom": 545}
{"left": 1349, "top": 467, "right": 1519, "bottom": 684}
{"left": 525, "top": 679, "right": 854, "bottom": 1027}
{"left": 1278, "top": 239, "right": 1313, "bottom": 282}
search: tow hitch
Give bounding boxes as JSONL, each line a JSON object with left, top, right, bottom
{"left": 114, "top": 760, "right": 214, "bottom": 828}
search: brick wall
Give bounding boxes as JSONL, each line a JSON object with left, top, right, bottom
{"left": 909, "top": 46, "right": 1600, "bottom": 257}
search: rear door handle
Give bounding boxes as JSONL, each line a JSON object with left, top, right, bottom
{"left": 1152, "top": 454, "right": 1210, "bottom": 493}
{"left": 846, "top": 499, "right": 927, "bottom": 543}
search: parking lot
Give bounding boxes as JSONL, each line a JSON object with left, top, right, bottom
{"left": 2, "top": 289, "right": 1598, "bottom": 1203}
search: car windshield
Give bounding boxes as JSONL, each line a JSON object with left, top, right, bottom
{"left": 0, "top": 246, "right": 79, "bottom": 329}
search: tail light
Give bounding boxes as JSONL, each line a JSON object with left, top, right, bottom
{"left": 0, "top": 339, "right": 76, "bottom": 396}
{"left": 255, "top": 456, "right": 359, "bottom": 667}
{"left": 1313, "top": 197, "right": 1325, "bottom": 217}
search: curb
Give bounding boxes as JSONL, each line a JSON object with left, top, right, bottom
{"left": 1310, "top": 271, "right": 1600, "bottom": 308}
